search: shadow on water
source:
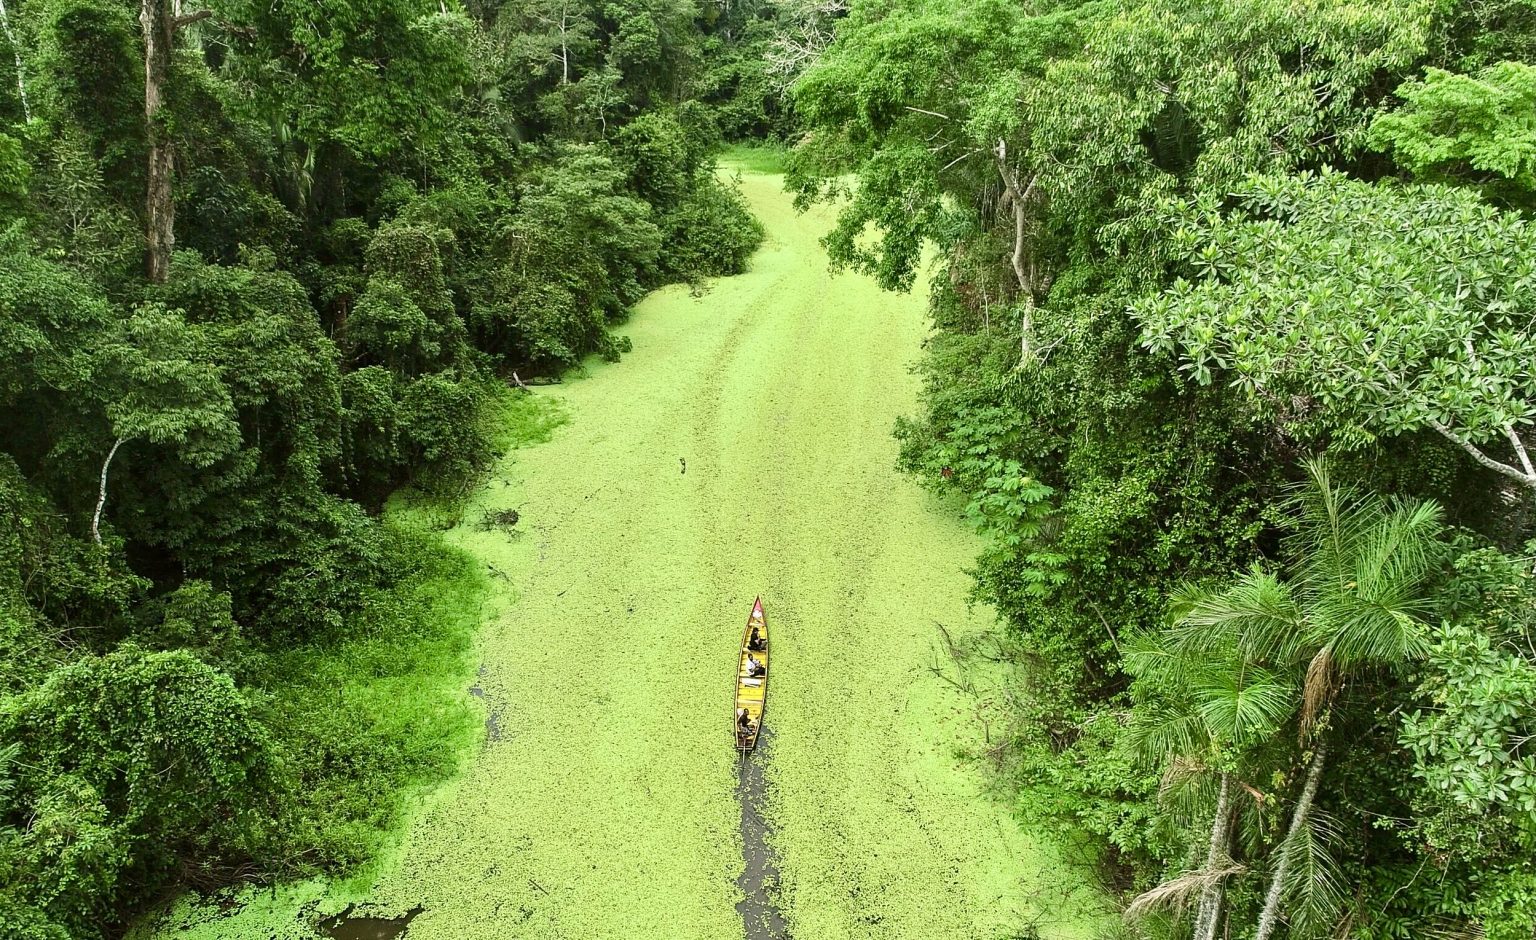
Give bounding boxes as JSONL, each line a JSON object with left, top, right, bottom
{"left": 318, "top": 905, "right": 422, "bottom": 940}
{"left": 736, "top": 728, "right": 789, "bottom": 940}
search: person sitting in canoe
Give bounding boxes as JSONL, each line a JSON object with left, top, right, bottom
{"left": 744, "top": 654, "right": 765, "bottom": 678}
{"left": 747, "top": 627, "right": 765, "bottom": 651}
{"left": 737, "top": 708, "right": 754, "bottom": 734}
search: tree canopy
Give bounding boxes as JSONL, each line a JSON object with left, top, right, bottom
{"left": 1136, "top": 170, "right": 1536, "bottom": 489}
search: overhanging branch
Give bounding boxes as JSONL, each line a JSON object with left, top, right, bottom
{"left": 1428, "top": 419, "right": 1536, "bottom": 490}
{"left": 1506, "top": 425, "right": 1535, "bottom": 479}
{"left": 172, "top": 9, "right": 211, "bottom": 27}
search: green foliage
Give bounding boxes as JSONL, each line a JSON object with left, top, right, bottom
{"left": 1009, "top": 708, "right": 1176, "bottom": 886}
{"left": 0, "top": 134, "right": 26, "bottom": 211}
{"left": 1347, "top": 548, "right": 1536, "bottom": 940}
{"left": 789, "top": 0, "right": 1090, "bottom": 289}
{"left": 32, "top": 0, "right": 142, "bottom": 201}
{"left": 613, "top": 109, "right": 707, "bottom": 209}
{"left": 98, "top": 305, "right": 241, "bottom": 465}
{"left": 347, "top": 219, "right": 469, "bottom": 375}
{"left": 0, "top": 899, "right": 70, "bottom": 940}
{"left": 791, "top": 0, "right": 1433, "bottom": 292}
{"left": 0, "top": 227, "right": 113, "bottom": 408}
{"left": 719, "top": 141, "right": 790, "bottom": 174}
{"left": 657, "top": 172, "right": 764, "bottom": 280}
{"left": 252, "top": 522, "right": 483, "bottom": 873}
{"left": 1376, "top": 547, "right": 1536, "bottom": 940}
{"left": 1122, "top": 463, "right": 1444, "bottom": 936}
{"left": 132, "top": 580, "right": 246, "bottom": 667}
{"left": 1432, "top": 0, "right": 1536, "bottom": 72}
{"left": 215, "top": 0, "right": 472, "bottom": 163}
{"left": 1371, "top": 61, "right": 1536, "bottom": 204}
{"left": 476, "top": 145, "right": 659, "bottom": 368}
{"left": 1135, "top": 171, "right": 1536, "bottom": 472}
{"left": 0, "top": 646, "right": 271, "bottom": 934}
{"left": 0, "top": 457, "right": 140, "bottom": 688}
{"left": 1403, "top": 620, "right": 1536, "bottom": 835}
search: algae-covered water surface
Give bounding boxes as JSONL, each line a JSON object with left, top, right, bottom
{"left": 147, "top": 167, "right": 1106, "bottom": 939}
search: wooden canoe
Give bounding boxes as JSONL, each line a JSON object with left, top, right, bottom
{"left": 734, "top": 596, "right": 768, "bottom": 752}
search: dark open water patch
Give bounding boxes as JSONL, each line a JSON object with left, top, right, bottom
{"left": 468, "top": 663, "right": 504, "bottom": 742}
{"left": 736, "top": 728, "right": 789, "bottom": 940}
{"left": 318, "top": 905, "right": 422, "bottom": 940}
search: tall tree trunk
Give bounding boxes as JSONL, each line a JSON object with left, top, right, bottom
{"left": 993, "top": 138, "right": 1038, "bottom": 367}
{"left": 141, "top": 0, "right": 175, "bottom": 283}
{"left": 1253, "top": 740, "right": 1329, "bottom": 940}
{"left": 0, "top": 0, "right": 28, "bottom": 122}
{"left": 558, "top": 7, "right": 569, "bottom": 84}
{"left": 92, "top": 437, "right": 125, "bottom": 545}
{"left": 140, "top": 0, "right": 207, "bottom": 281}
{"left": 1192, "top": 772, "right": 1234, "bottom": 940}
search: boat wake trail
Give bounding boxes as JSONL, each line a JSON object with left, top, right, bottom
{"left": 735, "top": 729, "right": 788, "bottom": 940}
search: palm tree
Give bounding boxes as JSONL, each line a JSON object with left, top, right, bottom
{"left": 1123, "top": 635, "right": 1294, "bottom": 940}
{"left": 1163, "top": 458, "right": 1443, "bottom": 940}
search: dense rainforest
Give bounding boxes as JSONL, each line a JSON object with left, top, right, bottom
{"left": 789, "top": 0, "right": 1536, "bottom": 937}
{"left": 0, "top": 0, "right": 822, "bottom": 933}
{"left": 3, "top": 0, "right": 1536, "bottom": 936}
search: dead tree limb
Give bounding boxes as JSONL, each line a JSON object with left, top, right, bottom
{"left": 92, "top": 437, "right": 125, "bottom": 545}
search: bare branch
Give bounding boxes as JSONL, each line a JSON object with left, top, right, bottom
{"left": 1427, "top": 419, "right": 1536, "bottom": 490}
{"left": 764, "top": 0, "right": 846, "bottom": 87}
{"left": 92, "top": 437, "right": 125, "bottom": 545}
{"left": 1506, "top": 425, "right": 1535, "bottom": 479}
{"left": 938, "top": 149, "right": 982, "bottom": 172}
{"left": 172, "top": 9, "right": 211, "bottom": 27}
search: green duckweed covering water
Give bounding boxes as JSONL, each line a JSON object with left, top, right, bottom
{"left": 141, "top": 167, "right": 1108, "bottom": 940}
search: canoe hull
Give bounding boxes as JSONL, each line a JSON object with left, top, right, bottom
{"left": 734, "top": 597, "right": 768, "bottom": 751}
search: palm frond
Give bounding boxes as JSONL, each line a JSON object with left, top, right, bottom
{"left": 1194, "top": 661, "right": 1297, "bottom": 748}
{"left": 1300, "top": 644, "right": 1334, "bottom": 737}
{"left": 1274, "top": 808, "right": 1346, "bottom": 938}
{"left": 1124, "top": 630, "right": 1200, "bottom": 688}
{"left": 1319, "top": 498, "right": 1443, "bottom": 667}
{"left": 1354, "top": 499, "right": 1443, "bottom": 590}
{"left": 1167, "top": 568, "right": 1303, "bottom": 662}
{"left": 1159, "top": 753, "right": 1209, "bottom": 799}
{"left": 1232, "top": 775, "right": 1273, "bottom": 861}
{"left": 1289, "top": 458, "right": 1382, "bottom": 600}
{"left": 1289, "top": 460, "right": 1444, "bottom": 676}
{"left": 1129, "top": 709, "right": 1209, "bottom": 766}
{"left": 1124, "top": 863, "right": 1247, "bottom": 920}
{"left": 1319, "top": 602, "right": 1430, "bottom": 669}
{"left": 1417, "top": 920, "right": 1488, "bottom": 940}
{"left": 1157, "top": 756, "right": 1217, "bottom": 823}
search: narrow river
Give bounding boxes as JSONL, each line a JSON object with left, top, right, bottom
{"left": 152, "top": 165, "right": 1105, "bottom": 940}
